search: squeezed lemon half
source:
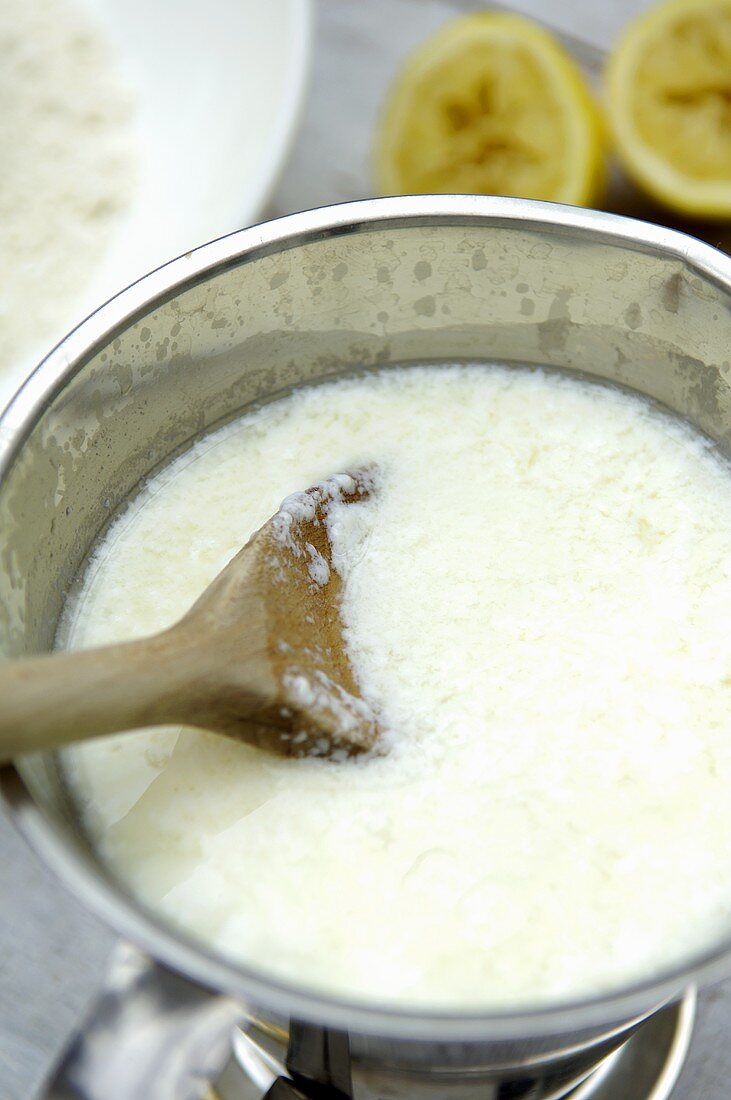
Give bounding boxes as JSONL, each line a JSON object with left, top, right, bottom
{"left": 373, "top": 12, "right": 606, "bottom": 206}
{"left": 606, "top": 0, "right": 731, "bottom": 219}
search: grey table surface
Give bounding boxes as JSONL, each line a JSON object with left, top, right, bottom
{"left": 2, "top": 1, "right": 731, "bottom": 1097}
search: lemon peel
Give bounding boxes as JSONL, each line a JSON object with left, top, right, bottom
{"left": 606, "top": 0, "right": 731, "bottom": 219}
{"left": 374, "top": 12, "right": 606, "bottom": 207}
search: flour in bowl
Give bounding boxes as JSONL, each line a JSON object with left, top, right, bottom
{"left": 62, "top": 364, "right": 731, "bottom": 1008}
{"left": 0, "top": 0, "right": 137, "bottom": 404}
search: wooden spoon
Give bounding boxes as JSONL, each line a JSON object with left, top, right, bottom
{"left": 0, "top": 469, "right": 380, "bottom": 764}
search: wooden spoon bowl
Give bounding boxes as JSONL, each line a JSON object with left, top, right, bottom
{"left": 0, "top": 469, "right": 380, "bottom": 763}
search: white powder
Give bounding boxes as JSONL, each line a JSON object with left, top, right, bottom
{"left": 63, "top": 365, "right": 731, "bottom": 1009}
{"left": 0, "top": 0, "right": 137, "bottom": 403}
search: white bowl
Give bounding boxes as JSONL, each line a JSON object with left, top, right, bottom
{"left": 0, "top": 0, "right": 311, "bottom": 408}
{"left": 85, "top": 0, "right": 312, "bottom": 292}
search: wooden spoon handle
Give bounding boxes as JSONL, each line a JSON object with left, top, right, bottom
{"left": 0, "top": 632, "right": 191, "bottom": 763}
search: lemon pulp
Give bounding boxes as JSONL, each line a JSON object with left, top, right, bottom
{"left": 607, "top": 0, "right": 731, "bottom": 218}
{"left": 374, "top": 13, "right": 606, "bottom": 207}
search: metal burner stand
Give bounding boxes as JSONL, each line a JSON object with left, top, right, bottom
{"left": 212, "top": 992, "right": 695, "bottom": 1100}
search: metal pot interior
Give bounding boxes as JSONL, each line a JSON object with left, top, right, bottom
{"left": 2, "top": 197, "right": 731, "bottom": 1047}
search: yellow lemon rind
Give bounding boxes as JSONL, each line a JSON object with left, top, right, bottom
{"left": 606, "top": 0, "right": 731, "bottom": 220}
{"left": 373, "top": 12, "right": 607, "bottom": 209}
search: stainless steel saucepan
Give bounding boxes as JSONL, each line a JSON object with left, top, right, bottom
{"left": 2, "top": 197, "right": 730, "bottom": 1100}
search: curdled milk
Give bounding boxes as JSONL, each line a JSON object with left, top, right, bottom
{"left": 62, "top": 364, "right": 731, "bottom": 1008}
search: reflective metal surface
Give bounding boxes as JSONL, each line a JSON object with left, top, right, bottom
{"left": 43, "top": 944, "right": 244, "bottom": 1100}
{"left": 40, "top": 947, "right": 695, "bottom": 1100}
{"left": 216, "top": 991, "right": 696, "bottom": 1099}
{"left": 2, "top": 197, "right": 731, "bottom": 1096}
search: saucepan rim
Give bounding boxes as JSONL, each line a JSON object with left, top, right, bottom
{"left": 3, "top": 195, "right": 731, "bottom": 1043}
